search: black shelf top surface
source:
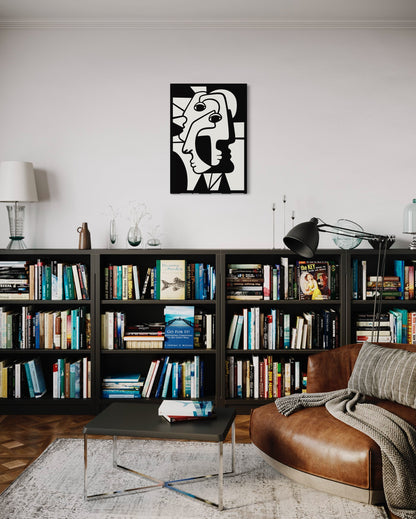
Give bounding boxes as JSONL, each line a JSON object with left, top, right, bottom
{"left": 84, "top": 402, "right": 236, "bottom": 441}
{"left": 100, "top": 348, "right": 215, "bottom": 354}
{"left": 0, "top": 348, "right": 91, "bottom": 354}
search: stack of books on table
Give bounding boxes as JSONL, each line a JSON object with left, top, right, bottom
{"left": 123, "top": 323, "right": 165, "bottom": 349}
{"left": 102, "top": 373, "right": 144, "bottom": 398}
{"left": 0, "top": 261, "right": 29, "bottom": 300}
{"left": 158, "top": 399, "right": 214, "bottom": 423}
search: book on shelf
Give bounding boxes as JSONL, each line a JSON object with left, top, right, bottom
{"left": 164, "top": 305, "right": 195, "bottom": 349}
{"left": 101, "top": 311, "right": 125, "bottom": 349}
{"left": 193, "top": 311, "right": 214, "bottom": 349}
{"left": 0, "top": 261, "right": 29, "bottom": 300}
{"left": 101, "top": 372, "right": 143, "bottom": 399}
{"left": 226, "top": 355, "right": 302, "bottom": 400}
{"left": 122, "top": 322, "right": 165, "bottom": 349}
{"left": 0, "top": 306, "right": 90, "bottom": 350}
{"left": 226, "top": 260, "right": 338, "bottom": 301}
{"left": 226, "top": 307, "right": 338, "bottom": 351}
{"left": 52, "top": 357, "right": 90, "bottom": 399}
{"left": 226, "top": 263, "right": 264, "bottom": 301}
{"left": 156, "top": 259, "right": 186, "bottom": 300}
{"left": 141, "top": 355, "right": 204, "bottom": 399}
{"left": 352, "top": 259, "right": 416, "bottom": 300}
{"left": 24, "top": 358, "right": 47, "bottom": 398}
{"left": 28, "top": 260, "right": 90, "bottom": 301}
{"left": 104, "top": 260, "right": 215, "bottom": 301}
{"left": 104, "top": 264, "right": 140, "bottom": 300}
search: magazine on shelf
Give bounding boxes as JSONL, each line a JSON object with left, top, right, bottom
{"left": 297, "top": 261, "right": 331, "bottom": 300}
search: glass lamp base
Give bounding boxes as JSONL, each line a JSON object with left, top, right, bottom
{"left": 409, "top": 235, "right": 416, "bottom": 250}
{"left": 7, "top": 237, "right": 26, "bottom": 249}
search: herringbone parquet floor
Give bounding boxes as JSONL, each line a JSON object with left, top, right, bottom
{"left": 0, "top": 414, "right": 251, "bottom": 494}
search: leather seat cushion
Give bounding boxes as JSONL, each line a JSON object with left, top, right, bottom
{"left": 250, "top": 402, "right": 383, "bottom": 490}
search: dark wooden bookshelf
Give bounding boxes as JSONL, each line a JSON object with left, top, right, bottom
{"left": 0, "top": 248, "right": 415, "bottom": 415}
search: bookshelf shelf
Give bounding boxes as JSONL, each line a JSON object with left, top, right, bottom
{"left": 0, "top": 247, "right": 414, "bottom": 415}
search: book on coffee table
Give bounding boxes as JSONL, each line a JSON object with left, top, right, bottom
{"left": 158, "top": 399, "right": 214, "bottom": 423}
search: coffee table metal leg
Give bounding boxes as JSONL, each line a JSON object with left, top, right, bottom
{"left": 164, "top": 419, "right": 236, "bottom": 510}
{"left": 84, "top": 419, "right": 236, "bottom": 508}
{"left": 218, "top": 441, "right": 224, "bottom": 510}
{"left": 83, "top": 433, "right": 88, "bottom": 501}
{"left": 84, "top": 434, "right": 163, "bottom": 501}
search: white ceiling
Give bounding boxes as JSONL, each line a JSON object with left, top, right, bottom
{"left": 0, "top": 0, "right": 416, "bottom": 27}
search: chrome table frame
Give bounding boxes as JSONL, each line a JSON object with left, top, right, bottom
{"left": 84, "top": 420, "right": 235, "bottom": 511}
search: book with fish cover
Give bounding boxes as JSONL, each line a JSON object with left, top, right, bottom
{"left": 156, "top": 259, "right": 186, "bottom": 300}
{"left": 164, "top": 305, "right": 194, "bottom": 349}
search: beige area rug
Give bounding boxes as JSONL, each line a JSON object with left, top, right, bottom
{"left": 0, "top": 438, "right": 388, "bottom": 519}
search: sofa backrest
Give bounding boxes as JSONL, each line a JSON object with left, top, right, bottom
{"left": 306, "top": 342, "right": 416, "bottom": 394}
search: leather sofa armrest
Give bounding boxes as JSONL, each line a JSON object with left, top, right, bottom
{"left": 307, "top": 343, "right": 362, "bottom": 393}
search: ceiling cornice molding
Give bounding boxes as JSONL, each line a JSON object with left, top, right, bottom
{"left": 1, "top": 19, "right": 416, "bottom": 29}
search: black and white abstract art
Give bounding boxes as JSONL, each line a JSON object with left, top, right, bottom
{"left": 170, "top": 84, "right": 247, "bottom": 194}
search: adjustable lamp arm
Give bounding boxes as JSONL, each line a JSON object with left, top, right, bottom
{"left": 315, "top": 218, "right": 389, "bottom": 243}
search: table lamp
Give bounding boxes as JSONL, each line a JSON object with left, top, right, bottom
{"left": 0, "top": 161, "right": 38, "bottom": 249}
{"left": 403, "top": 199, "right": 416, "bottom": 250}
{"left": 283, "top": 217, "right": 392, "bottom": 343}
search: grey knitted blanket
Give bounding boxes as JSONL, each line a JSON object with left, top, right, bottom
{"left": 275, "top": 389, "right": 416, "bottom": 519}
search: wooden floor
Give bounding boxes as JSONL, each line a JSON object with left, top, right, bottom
{"left": 0, "top": 414, "right": 395, "bottom": 519}
{"left": 0, "top": 413, "right": 251, "bottom": 494}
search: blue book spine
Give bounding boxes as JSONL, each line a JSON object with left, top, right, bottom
{"left": 200, "top": 360, "right": 204, "bottom": 398}
{"left": 74, "top": 360, "right": 81, "bottom": 398}
{"left": 155, "top": 356, "right": 169, "bottom": 398}
{"left": 172, "top": 362, "right": 178, "bottom": 398}
{"left": 102, "top": 389, "right": 141, "bottom": 398}
{"left": 70, "top": 362, "right": 76, "bottom": 398}
{"left": 352, "top": 259, "right": 359, "bottom": 299}
{"left": 24, "top": 362, "right": 35, "bottom": 398}
{"left": 161, "top": 362, "right": 172, "bottom": 398}
{"left": 35, "top": 312, "right": 40, "bottom": 349}
{"left": 394, "top": 260, "right": 405, "bottom": 300}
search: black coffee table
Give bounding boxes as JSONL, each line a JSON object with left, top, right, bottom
{"left": 83, "top": 403, "right": 236, "bottom": 510}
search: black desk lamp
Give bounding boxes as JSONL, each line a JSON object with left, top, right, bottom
{"left": 283, "top": 217, "right": 394, "bottom": 343}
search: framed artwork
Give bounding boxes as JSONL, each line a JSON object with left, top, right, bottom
{"left": 170, "top": 83, "right": 247, "bottom": 194}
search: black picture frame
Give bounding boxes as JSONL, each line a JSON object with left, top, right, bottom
{"left": 170, "top": 83, "right": 247, "bottom": 194}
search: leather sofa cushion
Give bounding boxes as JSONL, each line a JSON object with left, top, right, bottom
{"left": 250, "top": 402, "right": 383, "bottom": 490}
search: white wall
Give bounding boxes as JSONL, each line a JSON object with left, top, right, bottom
{"left": 0, "top": 27, "right": 415, "bottom": 250}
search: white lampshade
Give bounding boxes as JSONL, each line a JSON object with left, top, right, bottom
{"left": 403, "top": 199, "right": 416, "bottom": 233}
{"left": 0, "top": 161, "right": 38, "bottom": 202}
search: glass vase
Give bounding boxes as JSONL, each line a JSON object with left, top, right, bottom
{"left": 127, "top": 223, "right": 142, "bottom": 247}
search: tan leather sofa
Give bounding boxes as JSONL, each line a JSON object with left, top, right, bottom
{"left": 250, "top": 343, "right": 416, "bottom": 504}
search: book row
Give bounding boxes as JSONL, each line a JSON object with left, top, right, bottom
{"left": 101, "top": 306, "right": 215, "bottom": 350}
{"left": 226, "top": 355, "right": 306, "bottom": 399}
{"left": 227, "top": 307, "right": 339, "bottom": 351}
{"left": 53, "top": 357, "right": 91, "bottom": 399}
{"left": 227, "top": 260, "right": 339, "bottom": 301}
{"left": 102, "top": 355, "right": 207, "bottom": 400}
{"left": 103, "top": 259, "right": 216, "bottom": 301}
{"left": 0, "top": 260, "right": 89, "bottom": 301}
{"left": 0, "top": 306, "right": 91, "bottom": 350}
{"left": 352, "top": 259, "right": 416, "bottom": 300}
{"left": 354, "top": 310, "right": 416, "bottom": 344}
{"left": 0, "top": 356, "right": 91, "bottom": 399}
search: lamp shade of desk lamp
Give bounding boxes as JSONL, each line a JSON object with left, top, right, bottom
{"left": 403, "top": 199, "right": 416, "bottom": 250}
{"left": 0, "top": 161, "right": 38, "bottom": 249}
{"left": 283, "top": 217, "right": 320, "bottom": 258}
